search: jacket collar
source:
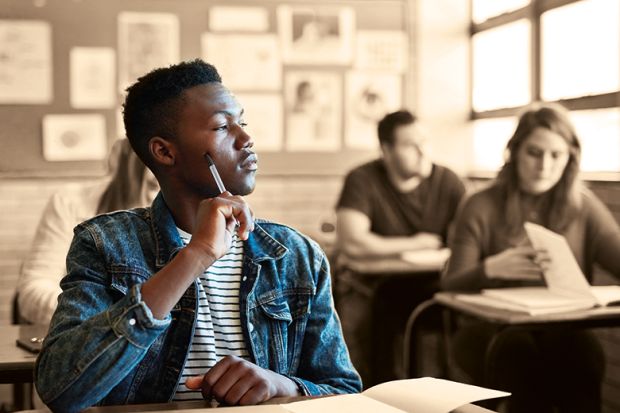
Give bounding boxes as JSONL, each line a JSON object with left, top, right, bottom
{"left": 244, "top": 220, "right": 288, "bottom": 263}
{"left": 150, "top": 193, "right": 287, "bottom": 267}
{"left": 150, "top": 192, "right": 185, "bottom": 269}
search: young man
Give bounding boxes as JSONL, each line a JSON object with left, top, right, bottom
{"left": 336, "top": 110, "right": 465, "bottom": 259}
{"left": 335, "top": 110, "right": 466, "bottom": 386}
{"left": 35, "top": 59, "right": 361, "bottom": 412}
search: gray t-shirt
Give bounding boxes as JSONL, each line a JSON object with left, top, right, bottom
{"left": 336, "top": 160, "right": 466, "bottom": 242}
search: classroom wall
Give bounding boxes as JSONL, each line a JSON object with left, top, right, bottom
{"left": 415, "top": 0, "right": 471, "bottom": 175}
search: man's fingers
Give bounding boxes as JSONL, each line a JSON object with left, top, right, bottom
{"left": 184, "top": 375, "right": 204, "bottom": 389}
{"left": 210, "top": 358, "right": 251, "bottom": 403}
{"left": 237, "top": 382, "right": 270, "bottom": 405}
{"left": 220, "top": 371, "right": 257, "bottom": 405}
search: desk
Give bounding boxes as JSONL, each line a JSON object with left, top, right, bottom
{"left": 404, "top": 292, "right": 620, "bottom": 384}
{"left": 339, "top": 255, "right": 445, "bottom": 275}
{"left": 336, "top": 255, "right": 445, "bottom": 387}
{"left": 17, "top": 398, "right": 498, "bottom": 413}
{"left": 0, "top": 325, "right": 39, "bottom": 384}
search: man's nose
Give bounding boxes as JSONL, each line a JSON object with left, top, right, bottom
{"left": 234, "top": 124, "right": 254, "bottom": 149}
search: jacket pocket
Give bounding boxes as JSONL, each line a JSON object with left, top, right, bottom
{"left": 257, "top": 291, "right": 312, "bottom": 374}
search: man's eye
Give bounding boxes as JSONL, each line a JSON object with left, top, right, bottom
{"left": 213, "top": 125, "right": 228, "bottom": 131}
{"left": 239, "top": 122, "right": 248, "bottom": 128}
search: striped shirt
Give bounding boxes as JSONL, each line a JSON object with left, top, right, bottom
{"left": 173, "top": 228, "right": 249, "bottom": 401}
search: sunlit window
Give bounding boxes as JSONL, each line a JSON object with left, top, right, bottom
{"left": 541, "top": 0, "right": 620, "bottom": 101}
{"left": 472, "top": 117, "right": 517, "bottom": 171}
{"left": 472, "top": 19, "right": 531, "bottom": 112}
{"left": 570, "top": 108, "right": 620, "bottom": 172}
{"left": 472, "top": 0, "right": 530, "bottom": 24}
{"left": 470, "top": 0, "right": 620, "bottom": 174}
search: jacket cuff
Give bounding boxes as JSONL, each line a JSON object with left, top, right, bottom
{"left": 108, "top": 284, "right": 171, "bottom": 348}
{"left": 285, "top": 376, "right": 313, "bottom": 396}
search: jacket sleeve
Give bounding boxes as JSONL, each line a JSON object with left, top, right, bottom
{"left": 35, "top": 225, "right": 171, "bottom": 413}
{"left": 288, "top": 254, "right": 363, "bottom": 395}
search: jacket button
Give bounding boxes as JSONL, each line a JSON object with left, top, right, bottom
{"left": 248, "top": 322, "right": 254, "bottom": 332}
{"left": 242, "top": 276, "right": 247, "bottom": 281}
{"left": 129, "top": 318, "right": 136, "bottom": 326}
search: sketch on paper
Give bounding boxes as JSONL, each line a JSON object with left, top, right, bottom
{"left": 0, "top": 20, "right": 52, "bottom": 104}
{"left": 345, "top": 72, "right": 402, "bottom": 150}
{"left": 209, "top": 6, "right": 269, "bottom": 32}
{"left": 285, "top": 71, "right": 341, "bottom": 152}
{"left": 235, "top": 93, "right": 283, "bottom": 152}
{"left": 201, "top": 34, "right": 281, "bottom": 91}
{"left": 42, "top": 114, "right": 107, "bottom": 161}
{"left": 118, "top": 12, "right": 179, "bottom": 92}
{"left": 277, "top": 5, "right": 355, "bottom": 65}
{"left": 355, "top": 30, "right": 409, "bottom": 73}
{"left": 70, "top": 47, "right": 116, "bottom": 109}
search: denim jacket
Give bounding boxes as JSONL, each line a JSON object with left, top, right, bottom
{"left": 35, "top": 194, "right": 361, "bottom": 412}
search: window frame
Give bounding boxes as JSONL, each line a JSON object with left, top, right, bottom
{"left": 470, "top": 0, "right": 620, "bottom": 120}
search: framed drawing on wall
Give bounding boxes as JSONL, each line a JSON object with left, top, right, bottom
{"left": 118, "top": 12, "right": 179, "bottom": 92}
{"left": 345, "top": 71, "right": 402, "bottom": 150}
{"left": 277, "top": 5, "right": 355, "bottom": 65}
{"left": 284, "top": 71, "right": 342, "bottom": 152}
{"left": 42, "top": 114, "right": 107, "bottom": 162}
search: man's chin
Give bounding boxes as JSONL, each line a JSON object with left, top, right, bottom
{"left": 233, "top": 181, "right": 256, "bottom": 196}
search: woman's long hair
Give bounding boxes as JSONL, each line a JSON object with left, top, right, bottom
{"left": 97, "top": 139, "right": 156, "bottom": 214}
{"left": 495, "top": 102, "right": 582, "bottom": 234}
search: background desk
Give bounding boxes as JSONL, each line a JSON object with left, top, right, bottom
{"left": 404, "top": 292, "right": 620, "bottom": 385}
{"left": 1, "top": 324, "right": 41, "bottom": 411}
{"left": 335, "top": 254, "right": 446, "bottom": 387}
{"left": 0, "top": 325, "right": 38, "bottom": 384}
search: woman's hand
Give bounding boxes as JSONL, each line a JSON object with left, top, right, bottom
{"left": 483, "top": 245, "right": 549, "bottom": 281}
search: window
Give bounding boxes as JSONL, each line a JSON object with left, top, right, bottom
{"left": 472, "top": 20, "right": 531, "bottom": 111}
{"left": 470, "top": 0, "right": 620, "bottom": 173}
{"left": 472, "top": 0, "right": 530, "bottom": 24}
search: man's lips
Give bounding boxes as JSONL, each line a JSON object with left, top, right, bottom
{"left": 241, "top": 153, "right": 258, "bottom": 170}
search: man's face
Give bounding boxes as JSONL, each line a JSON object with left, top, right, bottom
{"left": 383, "top": 123, "right": 427, "bottom": 179}
{"left": 172, "top": 83, "right": 258, "bottom": 197}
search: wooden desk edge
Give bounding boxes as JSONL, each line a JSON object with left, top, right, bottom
{"left": 434, "top": 292, "right": 620, "bottom": 326}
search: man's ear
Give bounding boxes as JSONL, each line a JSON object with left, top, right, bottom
{"left": 149, "top": 137, "right": 175, "bottom": 167}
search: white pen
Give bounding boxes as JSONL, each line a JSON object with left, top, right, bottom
{"left": 204, "top": 153, "right": 227, "bottom": 193}
{"left": 204, "top": 152, "right": 240, "bottom": 230}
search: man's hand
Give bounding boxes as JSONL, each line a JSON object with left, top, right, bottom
{"left": 410, "top": 232, "right": 443, "bottom": 250}
{"left": 484, "top": 246, "right": 549, "bottom": 281}
{"left": 187, "top": 192, "right": 255, "bottom": 268}
{"left": 185, "top": 356, "right": 300, "bottom": 405}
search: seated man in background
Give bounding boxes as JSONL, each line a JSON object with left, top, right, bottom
{"left": 17, "top": 138, "right": 158, "bottom": 325}
{"left": 35, "top": 59, "right": 361, "bottom": 412}
{"left": 335, "top": 110, "right": 466, "bottom": 386}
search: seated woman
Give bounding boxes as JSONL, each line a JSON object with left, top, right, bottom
{"left": 442, "top": 102, "right": 620, "bottom": 413}
{"left": 17, "top": 139, "right": 159, "bottom": 325}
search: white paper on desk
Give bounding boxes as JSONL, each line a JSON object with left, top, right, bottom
{"left": 458, "top": 291, "right": 595, "bottom": 316}
{"left": 401, "top": 248, "right": 450, "bottom": 267}
{"left": 284, "top": 394, "right": 406, "bottom": 413}
{"left": 284, "top": 378, "right": 509, "bottom": 413}
{"left": 210, "top": 405, "right": 290, "bottom": 412}
{"left": 523, "top": 223, "right": 595, "bottom": 299}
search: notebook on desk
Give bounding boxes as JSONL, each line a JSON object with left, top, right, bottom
{"left": 456, "top": 222, "right": 620, "bottom": 316}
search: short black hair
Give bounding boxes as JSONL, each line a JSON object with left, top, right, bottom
{"left": 377, "top": 110, "right": 417, "bottom": 146}
{"left": 122, "top": 59, "right": 222, "bottom": 167}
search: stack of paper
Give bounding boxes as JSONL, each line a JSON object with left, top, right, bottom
{"left": 455, "top": 223, "right": 620, "bottom": 315}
